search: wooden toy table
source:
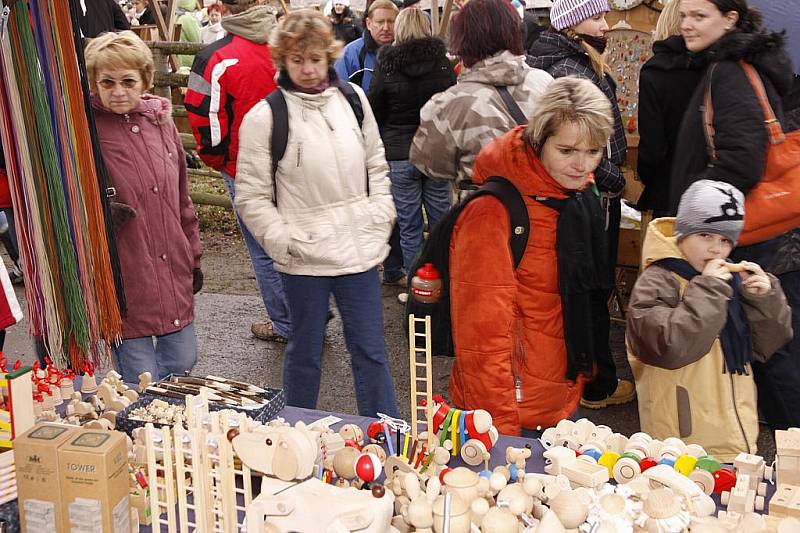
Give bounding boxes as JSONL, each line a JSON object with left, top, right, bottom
{"left": 0, "top": 405, "right": 777, "bottom": 532}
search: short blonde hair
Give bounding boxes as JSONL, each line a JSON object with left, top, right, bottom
{"left": 270, "top": 9, "right": 343, "bottom": 70}
{"left": 84, "top": 31, "right": 155, "bottom": 90}
{"left": 525, "top": 77, "right": 614, "bottom": 152}
{"left": 367, "top": 0, "right": 399, "bottom": 19}
{"left": 654, "top": 0, "right": 682, "bottom": 41}
{"left": 394, "top": 7, "right": 432, "bottom": 44}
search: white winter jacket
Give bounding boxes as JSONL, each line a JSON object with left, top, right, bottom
{"left": 235, "top": 83, "right": 396, "bottom": 276}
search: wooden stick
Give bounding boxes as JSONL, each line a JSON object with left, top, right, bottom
{"left": 151, "top": 1, "right": 180, "bottom": 73}
{"left": 438, "top": 0, "right": 455, "bottom": 38}
{"left": 279, "top": 0, "right": 290, "bottom": 13}
{"left": 431, "top": 0, "right": 440, "bottom": 39}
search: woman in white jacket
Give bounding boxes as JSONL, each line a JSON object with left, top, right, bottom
{"left": 236, "top": 9, "right": 398, "bottom": 418}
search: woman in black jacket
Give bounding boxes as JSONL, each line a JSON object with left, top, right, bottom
{"left": 329, "top": 0, "right": 363, "bottom": 45}
{"left": 670, "top": 0, "right": 798, "bottom": 430}
{"left": 528, "top": 0, "right": 634, "bottom": 410}
{"left": 636, "top": 0, "right": 707, "bottom": 216}
{"left": 367, "top": 7, "right": 456, "bottom": 296}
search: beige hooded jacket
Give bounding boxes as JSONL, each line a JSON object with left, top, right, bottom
{"left": 627, "top": 218, "right": 792, "bottom": 461}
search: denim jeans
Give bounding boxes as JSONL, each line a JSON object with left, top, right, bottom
{"left": 383, "top": 224, "right": 405, "bottom": 282}
{"left": 388, "top": 160, "right": 451, "bottom": 273}
{"left": 112, "top": 323, "right": 197, "bottom": 385}
{"left": 281, "top": 268, "right": 399, "bottom": 418}
{"left": 222, "top": 172, "right": 292, "bottom": 337}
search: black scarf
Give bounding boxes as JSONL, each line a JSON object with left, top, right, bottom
{"left": 535, "top": 190, "right": 611, "bottom": 381}
{"left": 578, "top": 33, "right": 607, "bottom": 54}
{"left": 363, "top": 27, "right": 380, "bottom": 54}
{"left": 655, "top": 258, "right": 753, "bottom": 375}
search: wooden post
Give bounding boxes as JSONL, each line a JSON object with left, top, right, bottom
{"left": 152, "top": 0, "right": 180, "bottom": 72}
{"left": 431, "top": 0, "right": 440, "bottom": 39}
{"left": 438, "top": 0, "right": 455, "bottom": 38}
{"left": 151, "top": 48, "right": 171, "bottom": 99}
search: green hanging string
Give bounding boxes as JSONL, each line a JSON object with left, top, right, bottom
{"left": 11, "top": 2, "right": 89, "bottom": 366}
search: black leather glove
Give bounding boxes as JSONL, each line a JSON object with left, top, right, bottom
{"left": 192, "top": 268, "right": 203, "bottom": 294}
{"left": 109, "top": 201, "right": 137, "bottom": 232}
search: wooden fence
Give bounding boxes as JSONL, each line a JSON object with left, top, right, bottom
{"left": 147, "top": 41, "right": 232, "bottom": 209}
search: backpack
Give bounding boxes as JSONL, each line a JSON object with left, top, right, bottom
{"left": 404, "top": 177, "right": 531, "bottom": 356}
{"left": 265, "top": 80, "right": 366, "bottom": 206}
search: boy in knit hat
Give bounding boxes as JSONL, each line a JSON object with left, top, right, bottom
{"left": 626, "top": 180, "right": 792, "bottom": 461}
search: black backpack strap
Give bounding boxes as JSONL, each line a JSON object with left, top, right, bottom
{"left": 336, "top": 80, "right": 364, "bottom": 128}
{"left": 266, "top": 89, "right": 289, "bottom": 207}
{"left": 478, "top": 177, "right": 529, "bottom": 269}
{"left": 495, "top": 85, "right": 528, "bottom": 126}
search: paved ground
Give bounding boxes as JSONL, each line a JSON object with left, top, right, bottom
{"left": 2, "top": 230, "right": 777, "bottom": 461}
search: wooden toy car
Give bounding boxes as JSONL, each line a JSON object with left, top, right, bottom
{"left": 721, "top": 474, "right": 765, "bottom": 514}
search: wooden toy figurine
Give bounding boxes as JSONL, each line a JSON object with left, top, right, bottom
{"left": 80, "top": 366, "right": 98, "bottom": 394}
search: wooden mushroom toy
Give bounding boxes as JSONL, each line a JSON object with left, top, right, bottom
{"left": 481, "top": 507, "right": 519, "bottom": 533}
{"left": 536, "top": 510, "right": 566, "bottom": 533}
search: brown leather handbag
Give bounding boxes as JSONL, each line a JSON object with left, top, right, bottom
{"left": 703, "top": 61, "right": 800, "bottom": 246}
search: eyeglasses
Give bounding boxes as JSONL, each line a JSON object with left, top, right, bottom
{"left": 97, "top": 78, "right": 141, "bottom": 90}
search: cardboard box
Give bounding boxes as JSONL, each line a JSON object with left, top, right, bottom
{"left": 58, "top": 430, "right": 130, "bottom": 533}
{"left": 14, "top": 423, "right": 80, "bottom": 532}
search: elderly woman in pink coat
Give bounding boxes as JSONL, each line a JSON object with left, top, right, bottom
{"left": 85, "top": 31, "right": 202, "bottom": 384}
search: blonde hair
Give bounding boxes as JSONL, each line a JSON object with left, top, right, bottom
{"left": 270, "top": 9, "right": 343, "bottom": 70}
{"left": 367, "top": 0, "right": 399, "bottom": 18}
{"left": 654, "top": 0, "right": 682, "bottom": 41}
{"left": 525, "top": 77, "right": 614, "bottom": 152}
{"left": 563, "top": 28, "right": 608, "bottom": 77}
{"left": 394, "top": 7, "right": 432, "bottom": 44}
{"left": 84, "top": 31, "right": 155, "bottom": 89}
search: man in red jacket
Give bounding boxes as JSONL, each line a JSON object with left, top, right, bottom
{"left": 185, "top": 0, "right": 292, "bottom": 343}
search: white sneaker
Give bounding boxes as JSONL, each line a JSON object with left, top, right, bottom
{"left": 397, "top": 292, "right": 409, "bottom": 305}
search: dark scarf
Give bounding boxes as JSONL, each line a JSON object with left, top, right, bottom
{"left": 655, "top": 258, "right": 753, "bottom": 375}
{"left": 578, "top": 33, "right": 607, "bottom": 54}
{"left": 535, "top": 190, "right": 611, "bottom": 381}
{"left": 363, "top": 27, "right": 380, "bottom": 54}
{"left": 277, "top": 68, "right": 336, "bottom": 94}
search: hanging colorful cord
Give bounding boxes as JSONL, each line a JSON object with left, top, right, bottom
{"left": 0, "top": 0, "right": 122, "bottom": 369}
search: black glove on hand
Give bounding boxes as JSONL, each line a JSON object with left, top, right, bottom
{"left": 192, "top": 268, "right": 204, "bottom": 294}
{"left": 109, "top": 202, "right": 137, "bottom": 232}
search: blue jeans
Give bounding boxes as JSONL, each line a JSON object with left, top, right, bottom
{"left": 388, "top": 160, "right": 451, "bottom": 273}
{"left": 383, "top": 224, "right": 405, "bottom": 282}
{"left": 222, "top": 172, "right": 292, "bottom": 337}
{"left": 113, "top": 323, "right": 197, "bottom": 385}
{"left": 281, "top": 268, "right": 398, "bottom": 418}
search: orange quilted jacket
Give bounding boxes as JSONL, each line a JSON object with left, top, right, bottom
{"left": 448, "top": 127, "right": 586, "bottom": 435}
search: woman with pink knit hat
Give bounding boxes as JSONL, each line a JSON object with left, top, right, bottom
{"left": 529, "top": 0, "right": 634, "bottom": 411}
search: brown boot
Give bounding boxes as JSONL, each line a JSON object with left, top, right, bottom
{"left": 580, "top": 379, "right": 636, "bottom": 409}
{"left": 250, "top": 321, "right": 288, "bottom": 343}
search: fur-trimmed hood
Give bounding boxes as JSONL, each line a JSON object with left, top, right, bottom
{"left": 708, "top": 30, "right": 793, "bottom": 96}
{"left": 376, "top": 37, "right": 448, "bottom": 77}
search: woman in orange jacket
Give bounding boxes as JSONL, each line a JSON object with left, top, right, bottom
{"left": 449, "top": 77, "right": 615, "bottom": 435}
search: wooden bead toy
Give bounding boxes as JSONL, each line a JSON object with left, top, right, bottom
{"left": 355, "top": 453, "right": 382, "bottom": 483}
{"left": 597, "top": 451, "right": 621, "bottom": 477}
{"left": 673, "top": 454, "right": 698, "bottom": 476}
{"left": 713, "top": 468, "right": 737, "bottom": 494}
